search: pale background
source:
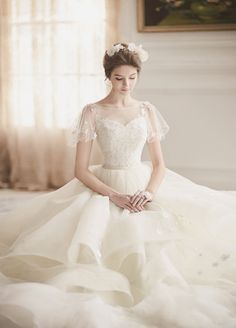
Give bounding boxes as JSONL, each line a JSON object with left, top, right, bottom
{"left": 118, "top": 0, "right": 236, "bottom": 190}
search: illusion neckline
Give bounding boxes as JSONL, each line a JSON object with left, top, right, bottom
{"left": 96, "top": 115, "right": 146, "bottom": 128}
{"left": 91, "top": 101, "right": 145, "bottom": 110}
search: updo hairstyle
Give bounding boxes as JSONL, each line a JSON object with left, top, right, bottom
{"left": 103, "top": 43, "right": 142, "bottom": 80}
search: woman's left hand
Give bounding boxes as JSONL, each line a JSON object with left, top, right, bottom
{"left": 129, "top": 190, "right": 153, "bottom": 212}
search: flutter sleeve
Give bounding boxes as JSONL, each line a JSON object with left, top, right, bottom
{"left": 69, "top": 104, "right": 97, "bottom": 146}
{"left": 143, "top": 101, "right": 170, "bottom": 142}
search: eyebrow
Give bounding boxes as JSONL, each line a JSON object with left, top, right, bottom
{"left": 114, "top": 73, "right": 137, "bottom": 77}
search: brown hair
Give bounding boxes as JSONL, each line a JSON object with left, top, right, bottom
{"left": 103, "top": 43, "right": 142, "bottom": 79}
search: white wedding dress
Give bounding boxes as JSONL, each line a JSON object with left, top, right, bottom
{"left": 0, "top": 101, "right": 236, "bottom": 328}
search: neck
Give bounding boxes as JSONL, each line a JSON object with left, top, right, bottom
{"left": 105, "top": 90, "right": 134, "bottom": 107}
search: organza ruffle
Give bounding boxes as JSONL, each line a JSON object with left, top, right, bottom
{"left": 0, "top": 161, "right": 236, "bottom": 327}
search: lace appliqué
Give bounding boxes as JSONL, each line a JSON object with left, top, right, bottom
{"left": 142, "top": 101, "right": 170, "bottom": 142}
{"left": 68, "top": 101, "right": 170, "bottom": 151}
{"left": 70, "top": 104, "right": 97, "bottom": 145}
{"left": 96, "top": 115, "right": 147, "bottom": 168}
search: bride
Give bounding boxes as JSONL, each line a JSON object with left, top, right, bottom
{"left": 0, "top": 42, "right": 235, "bottom": 328}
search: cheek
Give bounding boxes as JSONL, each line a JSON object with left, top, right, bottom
{"left": 110, "top": 80, "right": 119, "bottom": 89}
{"left": 130, "top": 79, "right": 137, "bottom": 87}
{"left": 114, "top": 81, "right": 122, "bottom": 89}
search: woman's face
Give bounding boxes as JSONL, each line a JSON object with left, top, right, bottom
{"left": 109, "top": 65, "right": 138, "bottom": 95}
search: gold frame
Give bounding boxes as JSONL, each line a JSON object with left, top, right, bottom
{"left": 137, "top": 0, "right": 236, "bottom": 32}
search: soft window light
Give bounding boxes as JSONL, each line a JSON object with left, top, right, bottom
{"left": 7, "top": 0, "right": 106, "bottom": 128}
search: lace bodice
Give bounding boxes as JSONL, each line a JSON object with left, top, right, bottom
{"left": 71, "top": 101, "right": 169, "bottom": 169}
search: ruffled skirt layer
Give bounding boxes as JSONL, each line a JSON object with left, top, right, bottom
{"left": 0, "top": 161, "right": 236, "bottom": 327}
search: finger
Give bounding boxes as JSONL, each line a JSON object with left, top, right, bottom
{"left": 138, "top": 202, "right": 145, "bottom": 210}
{"left": 140, "top": 199, "right": 148, "bottom": 209}
{"left": 124, "top": 202, "right": 136, "bottom": 212}
{"left": 129, "top": 204, "right": 140, "bottom": 212}
{"left": 135, "top": 205, "right": 143, "bottom": 212}
{"left": 129, "top": 203, "right": 140, "bottom": 212}
{"left": 123, "top": 205, "right": 131, "bottom": 211}
{"left": 131, "top": 201, "right": 142, "bottom": 211}
{"left": 133, "top": 195, "right": 144, "bottom": 207}
{"left": 136, "top": 197, "right": 145, "bottom": 208}
{"left": 130, "top": 190, "right": 141, "bottom": 204}
{"left": 140, "top": 198, "right": 149, "bottom": 207}
{"left": 127, "top": 198, "right": 142, "bottom": 211}
{"left": 133, "top": 198, "right": 147, "bottom": 211}
{"left": 130, "top": 195, "right": 137, "bottom": 204}
{"left": 131, "top": 194, "right": 142, "bottom": 206}
{"left": 124, "top": 204, "right": 136, "bottom": 212}
{"left": 141, "top": 198, "right": 149, "bottom": 208}
{"left": 125, "top": 197, "right": 143, "bottom": 211}
{"left": 126, "top": 200, "right": 140, "bottom": 207}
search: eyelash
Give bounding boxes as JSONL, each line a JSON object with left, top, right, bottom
{"left": 115, "top": 78, "right": 135, "bottom": 81}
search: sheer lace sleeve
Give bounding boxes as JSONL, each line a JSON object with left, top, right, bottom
{"left": 69, "top": 104, "right": 97, "bottom": 145}
{"left": 143, "top": 101, "right": 170, "bottom": 142}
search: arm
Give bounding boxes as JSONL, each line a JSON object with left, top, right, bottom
{"left": 130, "top": 138, "right": 166, "bottom": 208}
{"left": 74, "top": 139, "right": 117, "bottom": 197}
{"left": 73, "top": 104, "right": 118, "bottom": 197}
{"left": 130, "top": 102, "right": 169, "bottom": 208}
{"left": 145, "top": 137, "right": 166, "bottom": 195}
{"left": 74, "top": 140, "right": 136, "bottom": 211}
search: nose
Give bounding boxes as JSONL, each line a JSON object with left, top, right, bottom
{"left": 123, "top": 79, "right": 129, "bottom": 87}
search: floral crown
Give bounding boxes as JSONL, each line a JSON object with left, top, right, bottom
{"left": 106, "top": 42, "right": 149, "bottom": 63}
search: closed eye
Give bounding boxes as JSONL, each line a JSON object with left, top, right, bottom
{"left": 115, "top": 77, "right": 136, "bottom": 81}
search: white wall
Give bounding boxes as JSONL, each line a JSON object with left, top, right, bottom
{"left": 118, "top": 0, "right": 236, "bottom": 190}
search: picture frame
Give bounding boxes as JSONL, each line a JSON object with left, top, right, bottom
{"left": 137, "top": 0, "right": 236, "bottom": 32}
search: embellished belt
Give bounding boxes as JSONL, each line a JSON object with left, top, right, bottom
{"left": 102, "top": 162, "right": 142, "bottom": 170}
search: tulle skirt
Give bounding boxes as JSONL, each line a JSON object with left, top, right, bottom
{"left": 0, "top": 161, "right": 236, "bottom": 328}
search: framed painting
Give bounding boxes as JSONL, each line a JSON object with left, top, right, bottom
{"left": 137, "top": 0, "right": 236, "bottom": 32}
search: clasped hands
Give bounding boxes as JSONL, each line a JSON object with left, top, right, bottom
{"left": 109, "top": 189, "right": 153, "bottom": 213}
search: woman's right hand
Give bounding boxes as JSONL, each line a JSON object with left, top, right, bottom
{"left": 109, "top": 192, "right": 140, "bottom": 212}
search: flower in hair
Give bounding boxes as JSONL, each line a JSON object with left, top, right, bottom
{"left": 106, "top": 42, "right": 149, "bottom": 62}
{"left": 129, "top": 43, "right": 149, "bottom": 62}
{"left": 106, "top": 44, "right": 125, "bottom": 56}
{"left": 127, "top": 42, "right": 137, "bottom": 52}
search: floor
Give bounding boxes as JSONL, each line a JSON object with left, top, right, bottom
{"left": 0, "top": 188, "right": 236, "bottom": 214}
